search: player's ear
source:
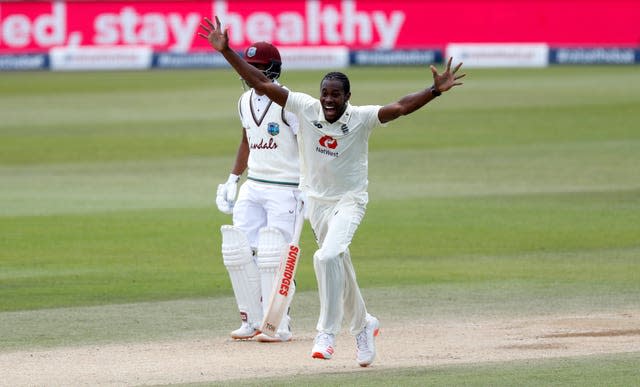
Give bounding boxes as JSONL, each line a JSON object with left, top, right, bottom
{"left": 345, "top": 92, "right": 351, "bottom": 101}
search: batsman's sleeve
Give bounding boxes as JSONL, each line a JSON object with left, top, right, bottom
{"left": 237, "top": 92, "right": 249, "bottom": 129}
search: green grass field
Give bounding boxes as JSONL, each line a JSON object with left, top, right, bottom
{"left": 1, "top": 65, "right": 639, "bottom": 385}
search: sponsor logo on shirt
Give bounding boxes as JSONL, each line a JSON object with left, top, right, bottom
{"left": 250, "top": 138, "right": 278, "bottom": 149}
{"left": 319, "top": 135, "right": 338, "bottom": 149}
{"left": 316, "top": 135, "right": 339, "bottom": 157}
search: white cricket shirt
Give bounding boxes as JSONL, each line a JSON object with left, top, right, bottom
{"left": 238, "top": 87, "right": 300, "bottom": 186}
{"left": 285, "top": 91, "right": 383, "bottom": 200}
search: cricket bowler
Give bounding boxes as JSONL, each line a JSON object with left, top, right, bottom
{"left": 200, "top": 16, "right": 465, "bottom": 366}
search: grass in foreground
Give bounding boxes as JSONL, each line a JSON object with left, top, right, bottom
{"left": 223, "top": 352, "right": 640, "bottom": 387}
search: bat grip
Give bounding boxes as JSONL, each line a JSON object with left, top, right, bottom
{"left": 290, "top": 197, "right": 304, "bottom": 245}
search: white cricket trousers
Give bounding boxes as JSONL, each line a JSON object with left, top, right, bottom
{"left": 307, "top": 192, "right": 369, "bottom": 336}
{"left": 233, "top": 180, "right": 300, "bottom": 247}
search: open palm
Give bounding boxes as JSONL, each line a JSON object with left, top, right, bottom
{"left": 198, "top": 16, "right": 228, "bottom": 52}
{"left": 431, "top": 57, "right": 465, "bottom": 93}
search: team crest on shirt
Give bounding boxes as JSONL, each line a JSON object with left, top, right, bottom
{"left": 267, "top": 122, "right": 280, "bottom": 136}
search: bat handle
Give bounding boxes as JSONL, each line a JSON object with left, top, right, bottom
{"left": 290, "top": 196, "right": 305, "bottom": 245}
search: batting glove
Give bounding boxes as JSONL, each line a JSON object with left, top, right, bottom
{"left": 216, "top": 174, "right": 239, "bottom": 214}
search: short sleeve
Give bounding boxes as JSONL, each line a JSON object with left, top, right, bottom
{"left": 285, "top": 91, "right": 316, "bottom": 116}
{"left": 237, "top": 92, "right": 249, "bottom": 129}
{"left": 360, "top": 105, "right": 385, "bottom": 132}
{"left": 284, "top": 111, "right": 299, "bottom": 135}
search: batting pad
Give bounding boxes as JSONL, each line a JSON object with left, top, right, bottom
{"left": 221, "top": 225, "right": 262, "bottom": 327}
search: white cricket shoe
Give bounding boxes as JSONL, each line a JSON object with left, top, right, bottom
{"left": 355, "top": 314, "right": 380, "bottom": 367}
{"left": 311, "top": 332, "right": 336, "bottom": 359}
{"left": 230, "top": 322, "right": 259, "bottom": 340}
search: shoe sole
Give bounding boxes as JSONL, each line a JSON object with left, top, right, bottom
{"left": 256, "top": 334, "right": 292, "bottom": 343}
{"left": 312, "top": 351, "right": 332, "bottom": 360}
{"left": 230, "top": 331, "right": 259, "bottom": 340}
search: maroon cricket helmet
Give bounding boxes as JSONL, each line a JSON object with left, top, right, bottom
{"left": 244, "top": 41, "right": 282, "bottom": 80}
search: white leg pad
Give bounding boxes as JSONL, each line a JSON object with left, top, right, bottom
{"left": 221, "top": 225, "right": 262, "bottom": 328}
{"left": 257, "top": 227, "right": 294, "bottom": 332}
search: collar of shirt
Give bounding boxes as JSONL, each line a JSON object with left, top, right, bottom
{"left": 250, "top": 90, "right": 269, "bottom": 112}
{"left": 251, "top": 80, "right": 281, "bottom": 113}
{"left": 251, "top": 80, "right": 280, "bottom": 101}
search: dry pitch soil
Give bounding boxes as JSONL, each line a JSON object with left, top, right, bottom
{"left": 2, "top": 310, "right": 639, "bottom": 386}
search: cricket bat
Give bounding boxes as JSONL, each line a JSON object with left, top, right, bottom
{"left": 260, "top": 199, "right": 305, "bottom": 337}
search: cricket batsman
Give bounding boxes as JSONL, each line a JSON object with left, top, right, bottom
{"left": 215, "top": 41, "right": 302, "bottom": 343}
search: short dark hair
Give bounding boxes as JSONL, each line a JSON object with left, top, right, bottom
{"left": 321, "top": 72, "right": 350, "bottom": 94}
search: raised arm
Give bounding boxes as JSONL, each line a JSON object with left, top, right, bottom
{"left": 378, "top": 57, "right": 465, "bottom": 124}
{"left": 198, "top": 17, "right": 289, "bottom": 107}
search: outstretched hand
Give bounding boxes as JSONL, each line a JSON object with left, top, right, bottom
{"left": 198, "top": 16, "right": 228, "bottom": 52}
{"left": 431, "top": 57, "right": 465, "bottom": 93}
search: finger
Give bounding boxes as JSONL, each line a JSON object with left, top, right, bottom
{"left": 199, "top": 23, "right": 210, "bottom": 33}
{"left": 446, "top": 57, "right": 452, "bottom": 72}
{"left": 203, "top": 17, "right": 214, "bottom": 28}
{"left": 197, "top": 32, "right": 208, "bottom": 40}
{"left": 226, "top": 186, "right": 236, "bottom": 202}
{"left": 429, "top": 64, "right": 438, "bottom": 76}
{"left": 453, "top": 62, "right": 463, "bottom": 74}
{"left": 454, "top": 73, "right": 466, "bottom": 80}
{"left": 215, "top": 16, "right": 221, "bottom": 30}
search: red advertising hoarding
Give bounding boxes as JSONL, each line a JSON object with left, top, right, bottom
{"left": 1, "top": 0, "right": 638, "bottom": 53}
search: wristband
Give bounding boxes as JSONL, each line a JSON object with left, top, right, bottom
{"left": 429, "top": 85, "right": 442, "bottom": 97}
